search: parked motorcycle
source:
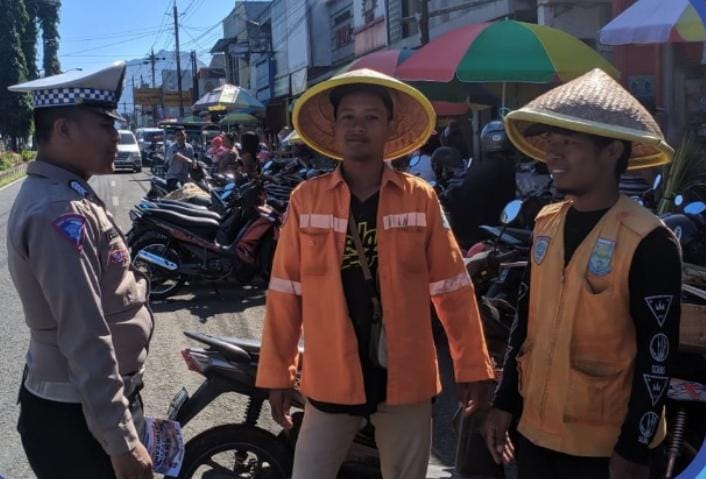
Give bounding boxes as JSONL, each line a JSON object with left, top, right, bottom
{"left": 166, "top": 331, "right": 382, "bottom": 479}
{"left": 128, "top": 179, "right": 280, "bottom": 299}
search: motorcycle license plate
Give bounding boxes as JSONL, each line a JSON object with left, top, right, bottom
{"left": 167, "top": 387, "right": 189, "bottom": 421}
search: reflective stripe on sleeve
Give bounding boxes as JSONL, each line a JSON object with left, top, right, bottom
{"left": 269, "top": 277, "right": 302, "bottom": 296}
{"left": 382, "top": 212, "right": 427, "bottom": 230}
{"left": 429, "top": 272, "right": 471, "bottom": 296}
{"left": 299, "top": 214, "right": 347, "bottom": 233}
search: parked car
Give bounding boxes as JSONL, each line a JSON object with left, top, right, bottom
{"left": 115, "top": 130, "right": 142, "bottom": 173}
{"left": 135, "top": 127, "right": 165, "bottom": 166}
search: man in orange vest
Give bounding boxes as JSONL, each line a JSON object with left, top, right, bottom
{"left": 255, "top": 69, "right": 494, "bottom": 479}
{"left": 483, "top": 69, "right": 681, "bottom": 479}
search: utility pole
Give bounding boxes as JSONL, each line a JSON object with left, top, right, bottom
{"left": 190, "top": 50, "right": 199, "bottom": 101}
{"left": 419, "top": 0, "right": 430, "bottom": 45}
{"left": 173, "top": 1, "right": 184, "bottom": 118}
{"left": 132, "top": 76, "right": 137, "bottom": 128}
{"left": 144, "top": 48, "right": 166, "bottom": 88}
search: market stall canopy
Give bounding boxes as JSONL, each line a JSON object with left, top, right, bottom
{"left": 600, "top": 0, "right": 706, "bottom": 45}
{"left": 192, "top": 84, "right": 265, "bottom": 113}
{"left": 397, "top": 19, "right": 619, "bottom": 84}
{"left": 218, "top": 112, "right": 260, "bottom": 126}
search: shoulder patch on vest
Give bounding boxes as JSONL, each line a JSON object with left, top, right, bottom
{"left": 588, "top": 237, "right": 615, "bottom": 276}
{"left": 533, "top": 236, "right": 551, "bottom": 265}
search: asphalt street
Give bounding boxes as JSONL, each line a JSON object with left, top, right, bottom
{"left": 0, "top": 169, "right": 462, "bottom": 478}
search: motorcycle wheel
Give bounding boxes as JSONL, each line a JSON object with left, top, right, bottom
{"left": 173, "top": 424, "right": 292, "bottom": 479}
{"left": 131, "top": 236, "right": 185, "bottom": 300}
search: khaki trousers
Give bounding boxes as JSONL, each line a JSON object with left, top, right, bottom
{"left": 292, "top": 401, "right": 432, "bottom": 479}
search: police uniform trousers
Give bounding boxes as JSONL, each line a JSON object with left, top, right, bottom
{"left": 17, "top": 380, "right": 145, "bottom": 479}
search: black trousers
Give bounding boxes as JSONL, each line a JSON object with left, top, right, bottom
{"left": 17, "top": 385, "right": 143, "bottom": 479}
{"left": 166, "top": 178, "right": 181, "bottom": 192}
{"left": 517, "top": 433, "right": 610, "bottom": 479}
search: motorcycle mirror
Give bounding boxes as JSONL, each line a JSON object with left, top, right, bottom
{"left": 674, "top": 195, "right": 684, "bottom": 207}
{"left": 684, "top": 201, "right": 706, "bottom": 215}
{"left": 500, "top": 200, "right": 522, "bottom": 225}
{"left": 652, "top": 174, "right": 662, "bottom": 191}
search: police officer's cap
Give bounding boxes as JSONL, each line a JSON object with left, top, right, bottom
{"left": 8, "top": 61, "right": 127, "bottom": 122}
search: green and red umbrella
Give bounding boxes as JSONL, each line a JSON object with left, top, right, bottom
{"left": 341, "top": 48, "right": 499, "bottom": 115}
{"left": 397, "top": 20, "right": 619, "bottom": 83}
{"left": 396, "top": 20, "right": 619, "bottom": 109}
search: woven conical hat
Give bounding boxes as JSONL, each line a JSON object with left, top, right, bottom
{"left": 504, "top": 68, "right": 673, "bottom": 170}
{"left": 293, "top": 69, "right": 436, "bottom": 161}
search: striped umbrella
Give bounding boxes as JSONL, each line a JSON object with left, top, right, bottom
{"left": 600, "top": 0, "right": 706, "bottom": 45}
{"left": 340, "top": 48, "right": 499, "bottom": 113}
{"left": 397, "top": 20, "right": 619, "bottom": 109}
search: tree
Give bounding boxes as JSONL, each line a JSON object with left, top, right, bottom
{"left": 0, "top": 0, "right": 33, "bottom": 150}
{"left": 23, "top": 0, "right": 39, "bottom": 80}
{"left": 37, "top": 0, "right": 60, "bottom": 76}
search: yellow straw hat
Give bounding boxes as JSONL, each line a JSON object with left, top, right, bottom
{"left": 504, "top": 68, "right": 673, "bottom": 170}
{"left": 293, "top": 68, "right": 436, "bottom": 161}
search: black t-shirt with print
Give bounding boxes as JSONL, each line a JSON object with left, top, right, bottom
{"left": 309, "top": 192, "right": 388, "bottom": 416}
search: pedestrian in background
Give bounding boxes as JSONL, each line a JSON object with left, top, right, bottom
{"left": 7, "top": 62, "right": 155, "bottom": 479}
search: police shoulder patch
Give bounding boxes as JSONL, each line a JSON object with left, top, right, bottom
{"left": 533, "top": 236, "right": 551, "bottom": 265}
{"left": 52, "top": 213, "right": 87, "bottom": 252}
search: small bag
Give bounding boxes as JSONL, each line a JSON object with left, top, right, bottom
{"left": 348, "top": 212, "right": 387, "bottom": 369}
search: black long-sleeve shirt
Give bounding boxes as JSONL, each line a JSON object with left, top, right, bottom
{"left": 493, "top": 207, "right": 682, "bottom": 464}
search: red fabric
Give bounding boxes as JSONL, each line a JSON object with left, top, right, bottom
{"left": 432, "top": 101, "right": 468, "bottom": 117}
{"left": 396, "top": 23, "right": 490, "bottom": 82}
{"left": 349, "top": 49, "right": 402, "bottom": 76}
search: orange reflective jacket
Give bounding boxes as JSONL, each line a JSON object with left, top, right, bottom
{"left": 256, "top": 166, "right": 494, "bottom": 405}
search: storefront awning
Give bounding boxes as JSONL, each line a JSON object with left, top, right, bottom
{"left": 600, "top": 0, "right": 706, "bottom": 45}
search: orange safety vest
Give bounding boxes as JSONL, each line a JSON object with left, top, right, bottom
{"left": 518, "top": 195, "right": 667, "bottom": 456}
{"left": 256, "top": 165, "right": 494, "bottom": 405}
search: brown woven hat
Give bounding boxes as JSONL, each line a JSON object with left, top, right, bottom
{"left": 504, "top": 68, "right": 673, "bottom": 170}
{"left": 293, "top": 69, "right": 436, "bottom": 161}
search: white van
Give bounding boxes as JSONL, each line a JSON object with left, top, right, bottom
{"left": 115, "top": 130, "right": 142, "bottom": 172}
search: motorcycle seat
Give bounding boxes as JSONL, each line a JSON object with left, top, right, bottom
{"left": 147, "top": 200, "right": 222, "bottom": 221}
{"left": 143, "top": 208, "right": 220, "bottom": 238}
{"left": 220, "top": 336, "right": 304, "bottom": 356}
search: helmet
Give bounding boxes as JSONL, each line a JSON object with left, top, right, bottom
{"left": 431, "top": 146, "right": 465, "bottom": 183}
{"left": 480, "top": 120, "right": 512, "bottom": 154}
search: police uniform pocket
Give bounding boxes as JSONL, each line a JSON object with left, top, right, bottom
{"left": 300, "top": 231, "right": 330, "bottom": 276}
{"left": 564, "top": 359, "right": 630, "bottom": 425}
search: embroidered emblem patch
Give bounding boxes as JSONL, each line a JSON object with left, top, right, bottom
{"left": 645, "top": 295, "right": 674, "bottom": 328}
{"left": 69, "top": 180, "right": 90, "bottom": 198}
{"left": 643, "top": 374, "right": 670, "bottom": 407}
{"left": 52, "top": 214, "right": 87, "bottom": 252}
{"left": 649, "top": 333, "right": 670, "bottom": 363}
{"left": 638, "top": 411, "right": 659, "bottom": 445}
{"left": 533, "top": 236, "right": 550, "bottom": 265}
{"left": 109, "top": 248, "right": 130, "bottom": 265}
{"left": 588, "top": 237, "right": 615, "bottom": 276}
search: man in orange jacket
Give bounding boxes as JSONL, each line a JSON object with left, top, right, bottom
{"left": 255, "top": 69, "right": 495, "bottom": 479}
{"left": 483, "top": 69, "right": 681, "bottom": 479}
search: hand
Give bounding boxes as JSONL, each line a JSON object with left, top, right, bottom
{"left": 456, "top": 380, "right": 491, "bottom": 416}
{"left": 609, "top": 452, "right": 649, "bottom": 479}
{"left": 110, "top": 442, "right": 153, "bottom": 479}
{"left": 269, "top": 388, "right": 295, "bottom": 430}
{"left": 482, "top": 407, "right": 515, "bottom": 465}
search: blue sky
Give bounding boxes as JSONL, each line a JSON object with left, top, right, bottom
{"left": 57, "top": 0, "right": 231, "bottom": 71}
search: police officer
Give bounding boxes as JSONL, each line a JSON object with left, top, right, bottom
{"left": 7, "top": 62, "right": 154, "bottom": 479}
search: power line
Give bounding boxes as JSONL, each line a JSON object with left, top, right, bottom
{"left": 150, "top": 0, "right": 175, "bottom": 52}
{"left": 63, "top": 30, "right": 167, "bottom": 56}
{"left": 62, "top": 25, "right": 164, "bottom": 42}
